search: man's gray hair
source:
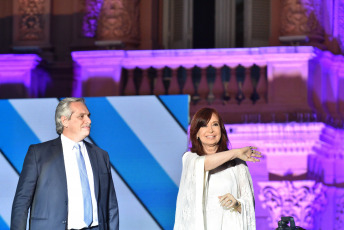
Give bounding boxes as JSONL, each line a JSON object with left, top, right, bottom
{"left": 55, "top": 97, "right": 86, "bottom": 134}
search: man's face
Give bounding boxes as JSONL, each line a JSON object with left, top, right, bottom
{"left": 61, "top": 102, "right": 91, "bottom": 142}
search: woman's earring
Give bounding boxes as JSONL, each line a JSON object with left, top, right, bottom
{"left": 197, "top": 137, "right": 200, "bottom": 141}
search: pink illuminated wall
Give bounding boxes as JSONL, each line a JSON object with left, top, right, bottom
{"left": 0, "top": 54, "right": 41, "bottom": 98}
{"left": 226, "top": 122, "right": 344, "bottom": 229}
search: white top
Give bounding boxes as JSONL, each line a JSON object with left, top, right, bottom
{"left": 61, "top": 134, "right": 99, "bottom": 229}
{"left": 174, "top": 151, "right": 256, "bottom": 230}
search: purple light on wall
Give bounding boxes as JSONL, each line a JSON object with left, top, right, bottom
{"left": 224, "top": 122, "right": 344, "bottom": 230}
{"left": 0, "top": 54, "right": 41, "bottom": 88}
{"left": 72, "top": 46, "right": 317, "bottom": 69}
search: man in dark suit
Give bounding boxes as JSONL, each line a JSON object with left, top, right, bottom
{"left": 11, "top": 97, "right": 119, "bottom": 230}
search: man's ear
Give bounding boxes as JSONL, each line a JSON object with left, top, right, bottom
{"left": 61, "top": 116, "right": 68, "bottom": 128}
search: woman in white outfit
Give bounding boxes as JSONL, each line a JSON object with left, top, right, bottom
{"left": 174, "top": 108, "right": 261, "bottom": 230}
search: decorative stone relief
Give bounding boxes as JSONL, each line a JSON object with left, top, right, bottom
{"left": 335, "top": 189, "right": 344, "bottom": 230}
{"left": 280, "top": 0, "right": 324, "bottom": 44}
{"left": 17, "top": 0, "right": 46, "bottom": 41}
{"left": 81, "top": 0, "right": 104, "bottom": 37}
{"left": 258, "top": 181, "right": 327, "bottom": 229}
{"left": 337, "top": 0, "right": 344, "bottom": 52}
{"left": 13, "top": 0, "right": 50, "bottom": 46}
{"left": 96, "top": 0, "right": 140, "bottom": 46}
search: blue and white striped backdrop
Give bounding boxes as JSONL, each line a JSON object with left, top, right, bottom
{"left": 0, "top": 95, "right": 189, "bottom": 230}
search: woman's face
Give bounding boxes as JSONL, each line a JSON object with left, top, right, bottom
{"left": 196, "top": 113, "right": 221, "bottom": 152}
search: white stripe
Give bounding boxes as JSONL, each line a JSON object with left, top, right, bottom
{"left": 106, "top": 96, "right": 187, "bottom": 185}
{"left": 111, "top": 168, "right": 160, "bottom": 229}
{"left": 0, "top": 152, "right": 19, "bottom": 227}
{"left": 85, "top": 139, "right": 160, "bottom": 229}
{"left": 9, "top": 98, "right": 59, "bottom": 142}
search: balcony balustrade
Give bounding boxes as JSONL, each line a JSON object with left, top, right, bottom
{"left": 0, "top": 46, "right": 342, "bottom": 125}
{"left": 72, "top": 46, "right": 344, "bottom": 124}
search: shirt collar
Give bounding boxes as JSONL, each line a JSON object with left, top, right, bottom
{"left": 61, "top": 134, "right": 85, "bottom": 150}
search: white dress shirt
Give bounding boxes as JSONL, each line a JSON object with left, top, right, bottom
{"left": 61, "top": 134, "right": 99, "bottom": 229}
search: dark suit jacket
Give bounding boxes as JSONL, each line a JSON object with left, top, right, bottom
{"left": 11, "top": 137, "right": 119, "bottom": 230}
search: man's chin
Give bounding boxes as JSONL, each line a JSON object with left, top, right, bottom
{"left": 81, "top": 131, "right": 90, "bottom": 139}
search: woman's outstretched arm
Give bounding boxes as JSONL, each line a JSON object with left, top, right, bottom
{"left": 204, "top": 146, "right": 261, "bottom": 171}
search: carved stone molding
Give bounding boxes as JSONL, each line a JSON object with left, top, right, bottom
{"left": 309, "top": 125, "right": 344, "bottom": 184}
{"left": 13, "top": 0, "right": 51, "bottom": 46}
{"left": 280, "top": 0, "right": 324, "bottom": 45}
{"left": 96, "top": 0, "right": 140, "bottom": 46}
{"left": 258, "top": 181, "right": 327, "bottom": 229}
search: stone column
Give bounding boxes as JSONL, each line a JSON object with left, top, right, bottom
{"left": 0, "top": 54, "right": 41, "bottom": 98}
{"left": 214, "top": 0, "right": 235, "bottom": 48}
{"left": 308, "top": 50, "right": 344, "bottom": 125}
{"left": 71, "top": 50, "right": 125, "bottom": 97}
{"left": 308, "top": 125, "right": 344, "bottom": 184}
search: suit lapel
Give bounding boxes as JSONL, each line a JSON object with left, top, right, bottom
{"left": 85, "top": 142, "right": 100, "bottom": 199}
{"left": 52, "top": 137, "right": 68, "bottom": 201}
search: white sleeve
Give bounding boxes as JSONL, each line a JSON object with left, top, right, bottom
{"left": 174, "top": 152, "right": 207, "bottom": 230}
{"left": 236, "top": 164, "right": 256, "bottom": 230}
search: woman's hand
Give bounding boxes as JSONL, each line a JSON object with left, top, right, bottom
{"left": 218, "top": 193, "right": 241, "bottom": 213}
{"left": 235, "top": 146, "right": 261, "bottom": 162}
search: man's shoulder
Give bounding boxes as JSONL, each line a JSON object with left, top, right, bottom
{"left": 84, "top": 140, "right": 106, "bottom": 153}
{"left": 31, "top": 137, "right": 60, "bottom": 148}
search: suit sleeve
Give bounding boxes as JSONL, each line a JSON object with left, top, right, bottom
{"left": 106, "top": 153, "right": 119, "bottom": 230}
{"left": 11, "top": 145, "right": 39, "bottom": 230}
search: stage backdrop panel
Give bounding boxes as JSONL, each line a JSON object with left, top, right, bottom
{"left": 0, "top": 95, "right": 189, "bottom": 230}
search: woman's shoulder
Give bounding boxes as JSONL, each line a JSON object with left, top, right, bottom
{"left": 182, "top": 151, "right": 203, "bottom": 164}
{"left": 183, "top": 151, "right": 198, "bottom": 156}
{"left": 182, "top": 151, "right": 197, "bottom": 159}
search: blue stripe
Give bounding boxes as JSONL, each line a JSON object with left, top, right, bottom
{"left": 86, "top": 97, "right": 178, "bottom": 230}
{"left": 0, "top": 100, "right": 40, "bottom": 173}
{"left": 0, "top": 215, "right": 9, "bottom": 230}
{"left": 159, "top": 95, "right": 189, "bottom": 130}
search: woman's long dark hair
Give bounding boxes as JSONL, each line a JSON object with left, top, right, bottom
{"left": 189, "top": 108, "right": 230, "bottom": 156}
